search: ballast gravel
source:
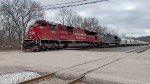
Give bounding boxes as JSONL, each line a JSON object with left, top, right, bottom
{"left": 0, "top": 71, "right": 40, "bottom": 84}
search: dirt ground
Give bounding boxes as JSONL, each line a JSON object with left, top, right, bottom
{"left": 0, "top": 46, "right": 149, "bottom": 84}
{"left": 85, "top": 49, "right": 150, "bottom": 84}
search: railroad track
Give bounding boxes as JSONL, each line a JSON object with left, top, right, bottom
{"left": 68, "top": 46, "right": 150, "bottom": 84}
{"left": 19, "top": 45, "right": 150, "bottom": 84}
{"left": 125, "top": 45, "right": 150, "bottom": 53}
{"left": 135, "top": 45, "right": 150, "bottom": 53}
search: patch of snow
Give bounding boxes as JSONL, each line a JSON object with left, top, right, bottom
{"left": 0, "top": 71, "right": 40, "bottom": 84}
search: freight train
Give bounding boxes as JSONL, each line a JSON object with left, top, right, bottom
{"left": 23, "top": 20, "right": 149, "bottom": 51}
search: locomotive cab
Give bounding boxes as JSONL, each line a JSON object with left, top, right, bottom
{"left": 28, "top": 20, "right": 48, "bottom": 40}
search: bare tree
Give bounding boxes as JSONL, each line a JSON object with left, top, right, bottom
{"left": 55, "top": 8, "right": 69, "bottom": 25}
{"left": 55, "top": 9, "right": 121, "bottom": 36}
{"left": 81, "top": 17, "right": 100, "bottom": 32}
{"left": 0, "top": 0, "right": 44, "bottom": 49}
{"left": 65, "top": 10, "right": 83, "bottom": 27}
{"left": 55, "top": 8, "right": 82, "bottom": 27}
{"left": 55, "top": 8, "right": 117, "bottom": 35}
{"left": 56, "top": 9, "right": 104, "bottom": 32}
{"left": 101, "top": 26, "right": 108, "bottom": 33}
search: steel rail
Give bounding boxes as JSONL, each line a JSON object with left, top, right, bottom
{"left": 19, "top": 73, "right": 55, "bottom": 84}
{"left": 136, "top": 45, "right": 150, "bottom": 53}
{"left": 125, "top": 46, "right": 147, "bottom": 53}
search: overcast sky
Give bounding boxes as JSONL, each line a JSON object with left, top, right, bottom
{"left": 34, "top": 0, "right": 150, "bottom": 37}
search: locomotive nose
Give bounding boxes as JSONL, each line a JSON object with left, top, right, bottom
{"left": 29, "top": 31, "right": 35, "bottom": 39}
{"left": 28, "top": 26, "right": 41, "bottom": 39}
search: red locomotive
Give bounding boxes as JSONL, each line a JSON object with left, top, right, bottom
{"left": 23, "top": 20, "right": 100, "bottom": 51}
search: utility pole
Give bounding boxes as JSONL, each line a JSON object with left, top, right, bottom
{"left": 21, "top": 23, "right": 24, "bottom": 51}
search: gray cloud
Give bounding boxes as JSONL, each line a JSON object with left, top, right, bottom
{"left": 34, "top": 0, "right": 150, "bottom": 37}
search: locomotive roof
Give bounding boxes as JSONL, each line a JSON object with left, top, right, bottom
{"left": 85, "top": 30, "right": 97, "bottom": 35}
{"left": 34, "top": 20, "right": 118, "bottom": 38}
{"left": 36, "top": 20, "right": 47, "bottom": 23}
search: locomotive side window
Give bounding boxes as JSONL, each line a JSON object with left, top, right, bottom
{"left": 48, "top": 24, "right": 56, "bottom": 30}
{"left": 35, "top": 22, "right": 47, "bottom": 27}
{"left": 67, "top": 26, "right": 73, "bottom": 35}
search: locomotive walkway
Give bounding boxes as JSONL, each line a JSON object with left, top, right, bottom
{"left": 19, "top": 45, "right": 150, "bottom": 84}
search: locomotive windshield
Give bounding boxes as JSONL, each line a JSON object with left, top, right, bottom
{"left": 34, "top": 22, "right": 47, "bottom": 27}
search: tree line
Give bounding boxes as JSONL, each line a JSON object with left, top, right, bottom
{"left": 0, "top": 0, "right": 117, "bottom": 50}
{"left": 55, "top": 8, "right": 108, "bottom": 32}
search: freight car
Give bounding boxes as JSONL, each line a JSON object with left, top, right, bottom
{"left": 120, "top": 38, "right": 127, "bottom": 46}
{"left": 119, "top": 38, "right": 149, "bottom": 46}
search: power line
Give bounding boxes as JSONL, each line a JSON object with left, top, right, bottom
{"left": 41, "top": 0, "right": 88, "bottom": 8}
{"left": 0, "top": 0, "right": 108, "bottom": 14}
{"left": 42, "top": 0, "right": 108, "bottom": 10}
